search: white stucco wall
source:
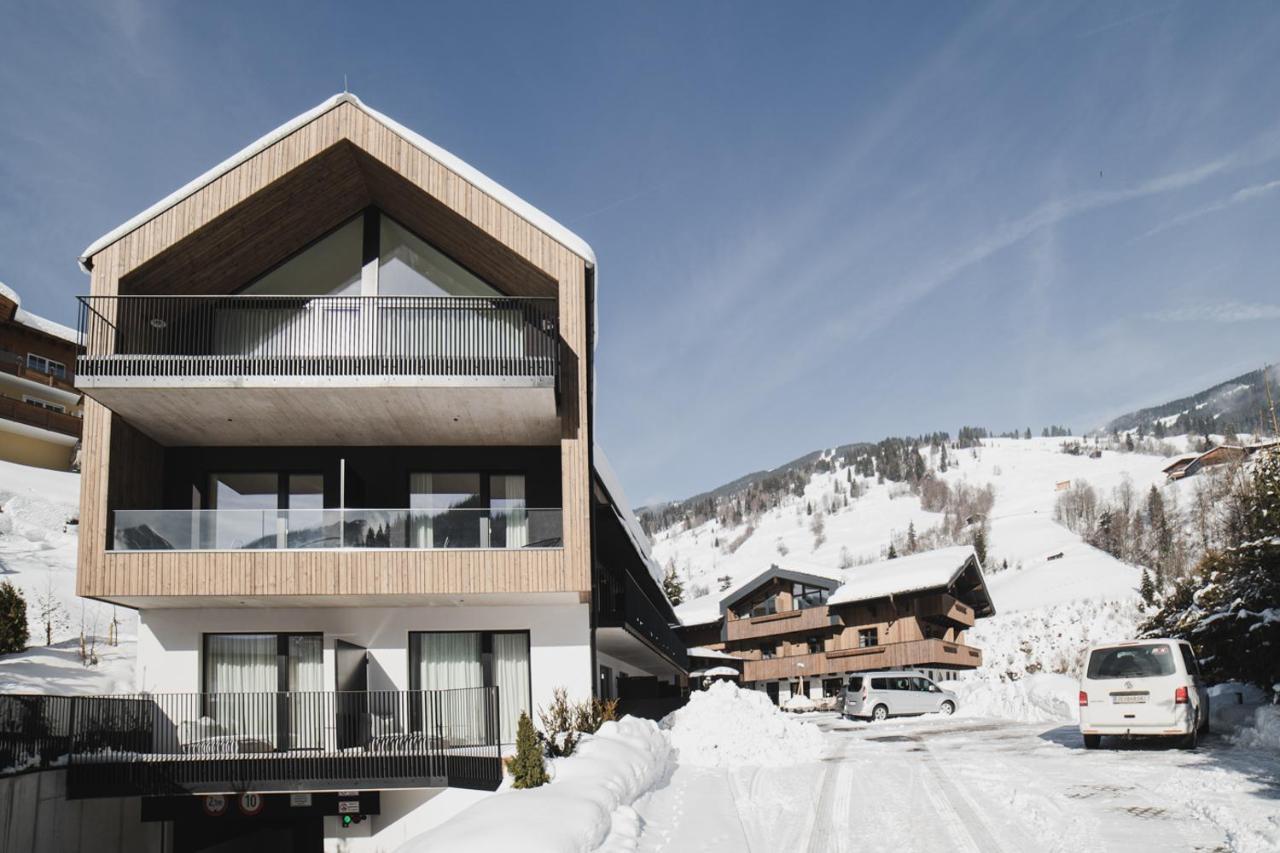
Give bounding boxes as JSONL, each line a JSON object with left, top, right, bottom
{"left": 137, "top": 602, "right": 594, "bottom": 714}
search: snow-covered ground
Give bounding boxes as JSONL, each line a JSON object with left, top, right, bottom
{"left": 634, "top": 713, "right": 1280, "bottom": 853}
{"left": 0, "top": 458, "right": 136, "bottom": 694}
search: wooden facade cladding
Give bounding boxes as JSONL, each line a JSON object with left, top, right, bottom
{"left": 76, "top": 99, "right": 593, "bottom": 604}
{"left": 742, "top": 639, "right": 983, "bottom": 682}
{"left": 725, "top": 605, "right": 837, "bottom": 642}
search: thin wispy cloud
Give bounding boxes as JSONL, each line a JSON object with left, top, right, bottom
{"left": 1147, "top": 301, "right": 1280, "bottom": 324}
{"left": 1140, "top": 177, "right": 1280, "bottom": 238}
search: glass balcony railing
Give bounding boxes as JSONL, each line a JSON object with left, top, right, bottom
{"left": 111, "top": 507, "right": 563, "bottom": 552}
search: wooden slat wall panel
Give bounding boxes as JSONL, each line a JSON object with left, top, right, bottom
{"left": 78, "top": 101, "right": 594, "bottom": 604}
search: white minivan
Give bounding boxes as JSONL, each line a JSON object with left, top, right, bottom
{"left": 1079, "top": 639, "right": 1210, "bottom": 749}
{"left": 842, "top": 671, "right": 958, "bottom": 721}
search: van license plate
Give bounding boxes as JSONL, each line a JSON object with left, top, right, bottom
{"left": 1112, "top": 695, "right": 1147, "bottom": 704}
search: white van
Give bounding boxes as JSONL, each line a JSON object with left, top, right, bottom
{"left": 1078, "top": 639, "right": 1210, "bottom": 749}
{"left": 841, "top": 671, "right": 958, "bottom": 721}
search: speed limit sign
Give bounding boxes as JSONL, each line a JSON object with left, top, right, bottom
{"left": 202, "top": 795, "right": 226, "bottom": 817}
{"left": 239, "top": 792, "right": 264, "bottom": 816}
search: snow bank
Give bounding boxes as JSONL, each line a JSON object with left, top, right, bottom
{"left": 395, "top": 716, "right": 669, "bottom": 853}
{"left": 662, "top": 682, "right": 827, "bottom": 767}
{"left": 781, "top": 694, "right": 816, "bottom": 713}
{"left": 952, "top": 673, "right": 1080, "bottom": 723}
{"left": 1230, "top": 706, "right": 1280, "bottom": 751}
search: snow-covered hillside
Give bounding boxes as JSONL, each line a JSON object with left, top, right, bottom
{"left": 0, "top": 458, "right": 136, "bottom": 693}
{"left": 659, "top": 437, "right": 1165, "bottom": 623}
{"left": 654, "top": 437, "right": 1204, "bottom": 722}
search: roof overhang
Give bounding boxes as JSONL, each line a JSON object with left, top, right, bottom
{"left": 719, "top": 565, "right": 842, "bottom": 614}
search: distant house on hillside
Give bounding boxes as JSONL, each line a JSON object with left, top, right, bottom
{"left": 675, "top": 547, "right": 995, "bottom": 706}
{"left": 0, "top": 283, "right": 83, "bottom": 470}
{"left": 1162, "top": 454, "right": 1200, "bottom": 482}
{"left": 1169, "top": 440, "right": 1280, "bottom": 482}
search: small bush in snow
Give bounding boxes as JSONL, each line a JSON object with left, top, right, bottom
{"left": 0, "top": 581, "right": 29, "bottom": 654}
{"left": 536, "top": 688, "right": 619, "bottom": 758}
{"left": 506, "top": 712, "right": 549, "bottom": 789}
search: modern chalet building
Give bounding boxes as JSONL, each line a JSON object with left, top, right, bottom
{"left": 677, "top": 546, "right": 994, "bottom": 704}
{"left": 0, "top": 283, "right": 83, "bottom": 470}
{"left": 64, "top": 93, "right": 684, "bottom": 850}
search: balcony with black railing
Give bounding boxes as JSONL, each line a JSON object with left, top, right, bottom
{"left": 74, "top": 295, "right": 563, "bottom": 446}
{"left": 2, "top": 688, "right": 504, "bottom": 798}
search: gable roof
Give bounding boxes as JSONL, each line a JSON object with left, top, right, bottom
{"left": 0, "top": 282, "right": 81, "bottom": 346}
{"left": 78, "top": 93, "right": 595, "bottom": 272}
{"left": 828, "top": 545, "right": 990, "bottom": 611}
{"left": 718, "top": 562, "right": 844, "bottom": 612}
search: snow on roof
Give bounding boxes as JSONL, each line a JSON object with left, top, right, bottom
{"left": 717, "top": 559, "right": 845, "bottom": 610}
{"left": 78, "top": 92, "right": 596, "bottom": 272}
{"left": 594, "top": 445, "right": 665, "bottom": 591}
{"left": 687, "top": 647, "right": 743, "bottom": 661}
{"left": 828, "top": 545, "right": 979, "bottom": 606}
{"left": 0, "top": 281, "right": 81, "bottom": 345}
{"left": 695, "top": 666, "right": 740, "bottom": 678}
{"left": 674, "top": 594, "right": 722, "bottom": 627}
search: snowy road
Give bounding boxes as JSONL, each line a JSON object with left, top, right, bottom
{"left": 634, "top": 714, "right": 1280, "bottom": 853}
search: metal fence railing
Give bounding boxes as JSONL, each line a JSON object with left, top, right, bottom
{"left": 76, "top": 295, "right": 560, "bottom": 382}
{"left": 2, "top": 689, "right": 502, "bottom": 798}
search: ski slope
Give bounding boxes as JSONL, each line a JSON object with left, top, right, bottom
{"left": 662, "top": 437, "right": 1163, "bottom": 625}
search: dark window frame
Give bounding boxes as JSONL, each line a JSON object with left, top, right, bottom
{"left": 858, "top": 627, "right": 879, "bottom": 648}
{"left": 406, "top": 629, "right": 533, "bottom": 734}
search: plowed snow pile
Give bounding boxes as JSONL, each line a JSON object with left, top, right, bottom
{"left": 661, "top": 681, "right": 827, "bottom": 767}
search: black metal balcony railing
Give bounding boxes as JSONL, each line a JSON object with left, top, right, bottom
{"left": 0, "top": 694, "right": 76, "bottom": 777}
{"left": 34, "top": 687, "right": 502, "bottom": 799}
{"left": 596, "top": 566, "right": 688, "bottom": 670}
{"left": 75, "top": 295, "right": 559, "bottom": 381}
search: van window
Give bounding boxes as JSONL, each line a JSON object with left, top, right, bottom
{"left": 910, "top": 677, "right": 936, "bottom": 692}
{"left": 870, "top": 677, "right": 889, "bottom": 690}
{"left": 1178, "top": 644, "right": 1201, "bottom": 677}
{"left": 1087, "top": 644, "right": 1176, "bottom": 679}
{"left": 847, "top": 676, "right": 864, "bottom": 692}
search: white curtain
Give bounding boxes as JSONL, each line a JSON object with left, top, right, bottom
{"left": 415, "top": 632, "right": 485, "bottom": 746}
{"left": 409, "top": 473, "right": 434, "bottom": 548}
{"left": 287, "top": 635, "right": 324, "bottom": 749}
{"left": 206, "top": 634, "right": 277, "bottom": 745}
{"left": 491, "top": 475, "right": 527, "bottom": 549}
{"left": 493, "top": 634, "right": 531, "bottom": 743}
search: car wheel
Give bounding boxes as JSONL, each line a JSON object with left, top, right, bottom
{"left": 1083, "top": 734, "right": 1101, "bottom": 750}
{"left": 871, "top": 704, "right": 889, "bottom": 722}
{"left": 1178, "top": 722, "right": 1199, "bottom": 750}
{"left": 939, "top": 701, "right": 955, "bottom": 716}
{"left": 1199, "top": 712, "right": 1211, "bottom": 736}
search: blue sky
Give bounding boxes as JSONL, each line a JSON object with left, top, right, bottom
{"left": 3, "top": 2, "right": 1280, "bottom": 504}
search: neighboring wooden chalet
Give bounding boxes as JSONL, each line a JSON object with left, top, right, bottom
{"left": 675, "top": 546, "right": 995, "bottom": 705}
{"left": 1166, "top": 440, "right": 1280, "bottom": 481}
{"left": 0, "top": 283, "right": 83, "bottom": 470}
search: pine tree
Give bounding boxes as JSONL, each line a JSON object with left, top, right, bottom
{"left": 887, "top": 543, "right": 898, "bottom": 559}
{"left": 906, "top": 522, "right": 918, "bottom": 553}
{"left": 0, "top": 582, "right": 29, "bottom": 655}
{"left": 971, "top": 528, "right": 987, "bottom": 567}
{"left": 1139, "top": 568, "right": 1155, "bottom": 606}
{"left": 662, "top": 564, "right": 685, "bottom": 605}
{"left": 506, "top": 712, "right": 549, "bottom": 788}
{"left": 1140, "top": 449, "right": 1280, "bottom": 687}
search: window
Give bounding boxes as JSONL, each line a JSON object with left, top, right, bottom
{"left": 410, "top": 631, "right": 530, "bottom": 744}
{"left": 806, "top": 636, "right": 823, "bottom": 654}
{"left": 379, "top": 216, "right": 501, "bottom": 297}
{"left": 793, "top": 583, "right": 830, "bottom": 610}
{"left": 22, "top": 396, "right": 65, "bottom": 414}
{"left": 1178, "top": 644, "right": 1201, "bottom": 677}
{"left": 847, "top": 676, "right": 864, "bottom": 692}
{"left": 910, "top": 677, "right": 939, "bottom": 693}
{"left": 207, "top": 472, "right": 326, "bottom": 549}
{"left": 760, "top": 643, "right": 776, "bottom": 660}
{"left": 203, "top": 633, "right": 323, "bottom": 749}
{"left": 242, "top": 216, "right": 364, "bottom": 296}
{"left": 1086, "top": 644, "right": 1176, "bottom": 679}
{"left": 858, "top": 628, "right": 879, "bottom": 648}
{"left": 409, "top": 472, "right": 528, "bottom": 548}
{"left": 26, "top": 353, "right": 66, "bottom": 379}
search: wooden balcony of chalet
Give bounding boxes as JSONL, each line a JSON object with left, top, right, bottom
{"left": 742, "top": 638, "right": 983, "bottom": 682}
